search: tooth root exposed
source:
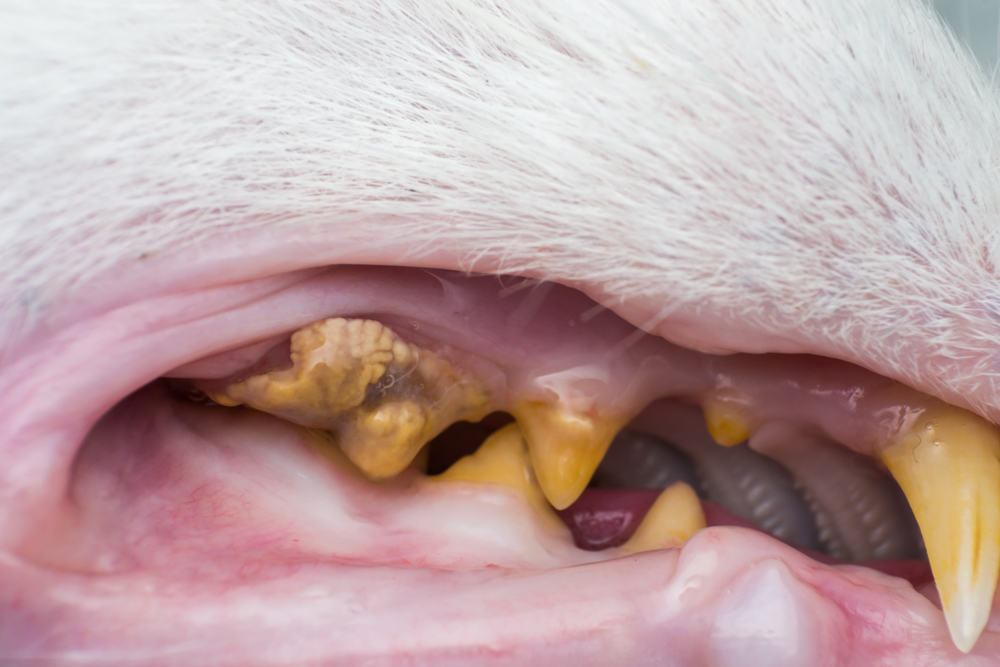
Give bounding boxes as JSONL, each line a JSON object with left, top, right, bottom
{"left": 881, "top": 407, "right": 1000, "bottom": 653}
{"left": 206, "top": 318, "right": 492, "bottom": 481}
{"left": 621, "top": 482, "right": 706, "bottom": 554}
{"left": 434, "top": 423, "right": 557, "bottom": 524}
{"left": 511, "top": 402, "right": 627, "bottom": 510}
{"left": 702, "top": 396, "right": 753, "bottom": 447}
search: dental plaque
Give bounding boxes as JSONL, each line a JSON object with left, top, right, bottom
{"left": 207, "top": 318, "right": 493, "bottom": 480}
{"left": 196, "top": 312, "right": 1000, "bottom": 655}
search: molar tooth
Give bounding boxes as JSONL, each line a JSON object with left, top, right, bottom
{"left": 880, "top": 407, "right": 1000, "bottom": 653}
{"left": 206, "top": 317, "right": 492, "bottom": 481}
{"left": 621, "top": 482, "right": 706, "bottom": 554}
{"left": 511, "top": 402, "right": 627, "bottom": 510}
{"left": 434, "top": 423, "right": 558, "bottom": 524}
{"left": 339, "top": 400, "right": 430, "bottom": 480}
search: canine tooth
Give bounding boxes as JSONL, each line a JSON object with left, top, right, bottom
{"left": 621, "top": 482, "right": 706, "bottom": 554}
{"left": 511, "top": 402, "right": 627, "bottom": 510}
{"left": 207, "top": 318, "right": 491, "bottom": 480}
{"left": 880, "top": 407, "right": 1000, "bottom": 653}
{"left": 702, "top": 395, "right": 753, "bottom": 447}
{"left": 435, "top": 423, "right": 557, "bottom": 523}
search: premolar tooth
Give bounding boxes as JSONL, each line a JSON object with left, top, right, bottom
{"left": 880, "top": 407, "right": 1000, "bottom": 653}
{"left": 621, "top": 482, "right": 706, "bottom": 554}
{"left": 511, "top": 402, "right": 627, "bottom": 510}
{"left": 434, "top": 423, "right": 557, "bottom": 524}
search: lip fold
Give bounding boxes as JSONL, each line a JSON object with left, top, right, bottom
{"left": 1, "top": 265, "right": 998, "bottom": 665}
{"left": 0, "top": 520, "right": 976, "bottom": 665}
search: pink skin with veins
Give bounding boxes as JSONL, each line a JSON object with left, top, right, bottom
{"left": 1, "top": 265, "right": 997, "bottom": 665}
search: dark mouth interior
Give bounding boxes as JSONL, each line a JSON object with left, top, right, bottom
{"left": 415, "top": 405, "right": 927, "bottom": 562}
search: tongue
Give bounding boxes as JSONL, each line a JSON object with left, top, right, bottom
{"left": 556, "top": 488, "right": 663, "bottom": 550}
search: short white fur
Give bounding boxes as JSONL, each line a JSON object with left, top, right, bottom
{"left": 2, "top": 0, "right": 1000, "bottom": 417}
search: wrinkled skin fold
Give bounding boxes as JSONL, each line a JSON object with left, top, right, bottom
{"left": 3, "top": 0, "right": 1000, "bottom": 665}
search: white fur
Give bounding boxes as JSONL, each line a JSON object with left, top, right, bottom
{"left": 2, "top": 1, "right": 1000, "bottom": 412}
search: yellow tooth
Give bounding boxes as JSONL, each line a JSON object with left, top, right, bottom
{"left": 511, "top": 402, "right": 627, "bottom": 510}
{"left": 208, "top": 318, "right": 398, "bottom": 414}
{"left": 881, "top": 407, "right": 1000, "bottom": 653}
{"left": 339, "top": 400, "right": 431, "bottom": 479}
{"left": 408, "top": 443, "right": 430, "bottom": 473}
{"left": 434, "top": 423, "right": 559, "bottom": 525}
{"left": 206, "top": 318, "right": 491, "bottom": 481}
{"left": 208, "top": 393, "right": 241, "bottom": 407}
{"left": 702, "top": 397, "right": 752, "bottom": 446}
{"left": 621, "top": 482, "right": 706, "bottom": 554}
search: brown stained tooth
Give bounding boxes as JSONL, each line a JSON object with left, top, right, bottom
{"left": 205, "top": 318, "right": 492, "bottom": 480}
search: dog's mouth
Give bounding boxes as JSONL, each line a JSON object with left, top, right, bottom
{"left": 1, "top": 263, "right": 996, "bottom": 665}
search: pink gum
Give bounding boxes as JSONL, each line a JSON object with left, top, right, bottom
{"left": 0, "top": 527, "right": 989, "bottom": 666}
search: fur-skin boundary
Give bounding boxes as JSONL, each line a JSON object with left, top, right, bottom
{"left": 2, "top": 0, "right": 1000, "bottom": 416}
